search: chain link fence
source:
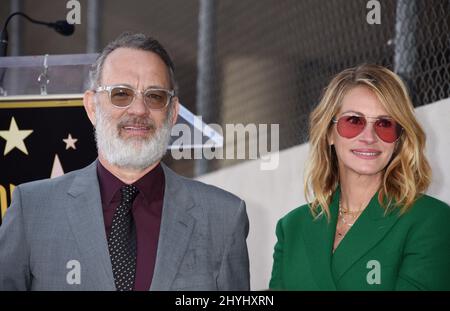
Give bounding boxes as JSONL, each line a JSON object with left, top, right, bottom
{"left": 2, "top": 0, "right": 448, "bottom": 177}
{"left": 180, "top": 0, "right": 449, "bottom": 176}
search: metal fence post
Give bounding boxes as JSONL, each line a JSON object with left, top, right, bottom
{"left": 195, "top": 0, "right": 217, "bottom": 176}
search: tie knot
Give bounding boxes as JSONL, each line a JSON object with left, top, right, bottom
{"left": 120, "top": 184, "right": 139, "bottom": 204}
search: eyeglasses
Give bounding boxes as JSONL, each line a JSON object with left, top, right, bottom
{"left": 95, "top": 85, "right": 175, "bottom": 110}
{"left": 332, "top": 114, "right": 403, "bottom": 143}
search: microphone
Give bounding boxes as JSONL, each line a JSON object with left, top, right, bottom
{"left": 48, "top": 20, "right": 75, "bottom": 36}
{"left": 0, "top": 12, "right": 75, "bottom": 57}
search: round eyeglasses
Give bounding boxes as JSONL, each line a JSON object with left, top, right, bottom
{"left": 95, "top": 85, "right": 175, "bottom": 110}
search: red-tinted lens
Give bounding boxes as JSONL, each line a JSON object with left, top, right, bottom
{"left": 336, "top": 115, "right": 366, "bottom": 138}
{"left": 373, "top": 118, "right": 401, "bottom": 143}
{"left": 336, "top": 116, "right": 401, "bottom": 143}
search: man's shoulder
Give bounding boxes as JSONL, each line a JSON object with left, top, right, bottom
{"left": 16, "top": 162, "right": 95, "bottom": 195}
{"left": 163, "top": 164, "right": 243, "bottom": 206}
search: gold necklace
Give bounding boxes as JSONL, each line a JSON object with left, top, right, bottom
{"left": 338, "top": 199, "right": 363, "bottom": 227}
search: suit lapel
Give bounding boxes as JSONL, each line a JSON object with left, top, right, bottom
{"left": 150, "top": 164, "right": 196, "bottom": 290}
{"left": 65, "top": 161, "right": 115, "bottom": 290}
{"left": 332, "top": 192, "right": 400, "bottom": 281}
{"left": 301, "top": 190, "right": 340, "bottom": 290}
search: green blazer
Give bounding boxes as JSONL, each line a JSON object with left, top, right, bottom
{"left": 269, "top": 188, "right": 450, "bottom": 290}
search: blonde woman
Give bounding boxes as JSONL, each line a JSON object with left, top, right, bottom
{"left": 269, "top": 64, "right": 450, "bottom": 290}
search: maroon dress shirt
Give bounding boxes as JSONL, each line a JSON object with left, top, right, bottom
{"left": 97, "top": 161, "right": 164, "bottom": 291}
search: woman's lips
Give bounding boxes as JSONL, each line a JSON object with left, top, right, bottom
{"left": 351, "top": 149, "right": 382, "bottom": 159}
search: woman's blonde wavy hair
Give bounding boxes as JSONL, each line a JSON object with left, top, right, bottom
{"left": 304, "top": 64, "right": 431, "bottom": 219}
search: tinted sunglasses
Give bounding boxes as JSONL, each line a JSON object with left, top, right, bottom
{"left": 96, "top": 85, "right": 175, "bottom": 110}
{"left": 332, "top": 115, "right": 403, "bottom": 143}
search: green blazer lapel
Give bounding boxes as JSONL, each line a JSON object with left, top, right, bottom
{"left": 301, "top": 190, "right": 340, "bottom": 290}
{"left": 332, "top": 192, "right": 400, "bottom": 281}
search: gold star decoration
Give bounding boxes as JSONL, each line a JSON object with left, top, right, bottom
{"left": 63, "top": 133, "right": 78, "bottom": 150}
{"left": 0, "top": 117, "right": 33, "bottom": 156}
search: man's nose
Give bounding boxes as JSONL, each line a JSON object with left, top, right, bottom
{"left": 126, "top": 92, "right": 148, "bottom": 115}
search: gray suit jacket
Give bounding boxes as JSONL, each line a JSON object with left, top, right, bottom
{"left": 0, "top": 161, "right": 250, "bottom": 291}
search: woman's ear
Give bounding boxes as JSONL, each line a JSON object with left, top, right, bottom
{"left": 327, "top": 129, "right": 334, "bottom": 146}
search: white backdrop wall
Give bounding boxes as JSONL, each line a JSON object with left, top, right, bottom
{"left": 197, "top": 97, "right": 450, "bottom": 290}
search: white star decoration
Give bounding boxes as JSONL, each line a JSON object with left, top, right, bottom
{"left": 0, "top": 117, "right": 33, "bottom": 156}
{"left": 63, "top": 133, "right": 78, "bottom": 150}
{"left": 50, "top": 154, "right": 65, "bottom": 178}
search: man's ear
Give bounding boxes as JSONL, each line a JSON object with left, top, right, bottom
{"left": 170, "top": 97, "right": 180, "bottom": 126}
{"left": 83, "top": 90, "right": 97, "bottom": 126}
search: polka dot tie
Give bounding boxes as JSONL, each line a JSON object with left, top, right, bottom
{"left": 107, "top": 184, "right": 139, "bottom": 291}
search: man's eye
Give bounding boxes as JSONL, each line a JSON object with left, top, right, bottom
{"left": 146, "top": 91, "right": 165, "bottom": 101}
{"left": 150, "top": 94, "right": 163, "bottom": 100}
{"left": 111, "top": 88, "right": 132, "bottom": 98}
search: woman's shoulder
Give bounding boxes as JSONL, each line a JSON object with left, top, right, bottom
{"left": 278, "top": 203, "right": 314, "bottom": 226}
{"left": 397, "top": 194, "right": 450, "bottom": 254}
{"left": 403, "top": 193, "right": 450, "bottom": 222}
{"left": 411, "top": 194, "right": 450, "bottom": 212}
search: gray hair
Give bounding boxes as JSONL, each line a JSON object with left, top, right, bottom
{"left": 89, "top": 32, "right": 177, "bottom": 93}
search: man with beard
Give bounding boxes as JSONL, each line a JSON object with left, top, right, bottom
{"left": 0, "top": 33, "right": 250, "bottom": 291}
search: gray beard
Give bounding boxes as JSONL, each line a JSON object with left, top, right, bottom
{"left": 94, "top": 104, "right": 172, "bottom": 171}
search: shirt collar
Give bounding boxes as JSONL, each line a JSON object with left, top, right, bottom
{"left": 96, "top": 160, "right": 165, "bottom": 206}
